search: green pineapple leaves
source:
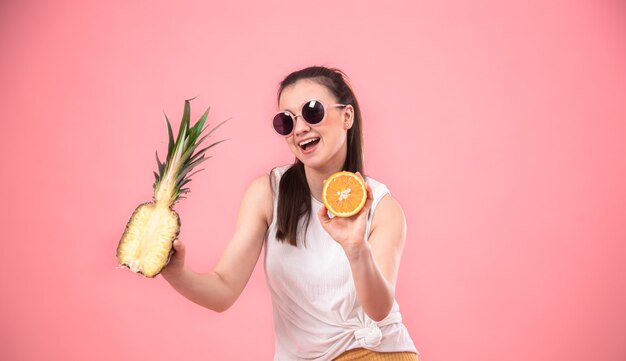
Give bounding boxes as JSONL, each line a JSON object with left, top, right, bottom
{"left": 152, "top": 99, "right": 228, "bottom": 204}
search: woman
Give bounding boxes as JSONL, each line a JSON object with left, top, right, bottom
{"left": 161, "top": 66, "right": 420, "bottom": 360}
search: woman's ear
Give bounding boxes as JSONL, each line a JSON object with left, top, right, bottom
{"left": 343, "top": 105, "right": 354, "bottom": 130}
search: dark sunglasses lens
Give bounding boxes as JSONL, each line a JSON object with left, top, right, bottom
{"left": 301, "top": 100, "right": 325, "bottom": 124}
{"left": 273, "top": 112, "right": 294, "bottom": 135}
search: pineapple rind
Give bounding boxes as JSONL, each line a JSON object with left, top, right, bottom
{"left": 116, "top": 202, "right": 181, "bottom": 278}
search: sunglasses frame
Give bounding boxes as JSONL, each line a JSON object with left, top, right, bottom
{"left": 273, "top": 99, "right": 347, "bottom": 136}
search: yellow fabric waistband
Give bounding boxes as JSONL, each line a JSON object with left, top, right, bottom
{"left": 333, "top": 348, "right": 420, "bottom": 361}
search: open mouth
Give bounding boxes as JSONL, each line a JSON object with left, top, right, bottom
{"left": 298, "top": 137, "right": 320, "bottom": 151}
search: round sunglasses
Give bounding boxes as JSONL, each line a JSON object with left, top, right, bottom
{"left": 273, "top": 99, "right": 347, "bottom": 136}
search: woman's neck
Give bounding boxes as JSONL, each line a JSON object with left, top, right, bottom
{"left": 304, "top": 161, "right": 345, "bottom": 203}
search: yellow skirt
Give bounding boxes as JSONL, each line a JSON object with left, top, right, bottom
{"left": 333, "top": 348, "right": 420, "bottom": 361}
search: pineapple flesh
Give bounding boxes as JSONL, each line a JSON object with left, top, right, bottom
{"left": 116, "top": 99, "right": 226, "bottom": 277}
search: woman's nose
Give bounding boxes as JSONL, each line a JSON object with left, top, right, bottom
{"left": 293, "top": 115, "right": 311, "bottom": 135}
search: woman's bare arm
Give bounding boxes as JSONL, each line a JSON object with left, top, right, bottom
{"left": 318, "top": 186, "right": 407, "bottom": 321}
{"left": 160, "top": 174, "right": 273, "bottom": 312}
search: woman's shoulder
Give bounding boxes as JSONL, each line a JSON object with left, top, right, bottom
{"left": 364, "top": 174, "right": 386, "bottom": 188}
{"left": 247, "top": 164, "right": 292, "bottom": 188}
{"left": 267, "top": 164, "right": 295, "bottom": 191}
{"left": 269, "top": 164, "right": 294, "bottom": 178}
{"left": 364, "top": 175, "right": 406, "bottom": 237}
{"left": 363, "top": 174, "right": 391, "bottom": 203}
{"left": 246, "top": 163, "right": 296, "bottom": 201}
{"left": 242, "top": 174, "right": 272, "bottom": 205}
{"left": 242, "top": 172, "right": 277, "bottom": 226}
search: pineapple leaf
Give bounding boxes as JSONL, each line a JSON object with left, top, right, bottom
{"left": 185, "top": 168, "right": 205, "bottom": 180}
{"left": 205, "top": 118, "right": 229, "bottom": 137}
{"left": 155, "top": 151, "right": 165, "bottom": 176}
{"left": 153, "top": 171, "right": 160, "bottom": 182}
{"left": 189, "top": 107, "right": 210, "bottom": 145}
{"left": 189, "top": 139, "right": 227, "bottom": 163}
{"left": 174, "top": 100, "right": 191, "bottom": 150}
{"left": 175, "top": 156, "right": 211, "bottom": 186}
{"left": 164, "top": 113, "right": 175, "bottom": 158}
{"left": 184, "top": 154, "right": 210, "bottom": 173}
{"left": 182, "top": 132, "right": 211, "bottom": 161}
{"left": 186, "top": 135, "right": 213, "bottom": 157}
{"left": 177, "top": 178, "right": 193, "bottom": 189}
{"left": 182, "top": 99, "right": 192, "bottom": 129}
{"left": 169, "top": 126, "right": 187, "bottom": 166}
{"left": 176, "top": 168, "right": 205, "bottom": 189}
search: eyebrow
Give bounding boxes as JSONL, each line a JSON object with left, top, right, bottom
{"left": 280, "top": 102, "right": 300, "bottom": 114}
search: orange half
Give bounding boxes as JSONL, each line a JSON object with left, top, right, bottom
{"left": 322, "top": 171, "right": 367, "bottom": 217}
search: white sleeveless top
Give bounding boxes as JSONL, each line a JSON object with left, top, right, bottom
{"left": 264, "top": 165, "right": 418, "bottom": 361}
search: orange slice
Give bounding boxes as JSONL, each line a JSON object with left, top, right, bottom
{"left": 322, "top": 171, "right": 367, "bottom": 217}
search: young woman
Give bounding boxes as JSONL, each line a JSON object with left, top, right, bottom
{"left": 161, "top": 66, "right": 420, "bottom": 360}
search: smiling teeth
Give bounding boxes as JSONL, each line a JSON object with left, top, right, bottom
{"left": 299, "top": 138, "right": 319, "bottom": 146}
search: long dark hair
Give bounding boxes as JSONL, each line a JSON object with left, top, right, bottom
{"left": 274, "top": 66, "right": 364, "bottom": 247}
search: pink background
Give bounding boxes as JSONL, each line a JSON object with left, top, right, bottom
{"left": 1, "top": 0, "right": 625, "bottom": 360}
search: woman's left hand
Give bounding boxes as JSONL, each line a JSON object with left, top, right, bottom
{"left": 317, "top": 175, "right": 374, "bottom": 253}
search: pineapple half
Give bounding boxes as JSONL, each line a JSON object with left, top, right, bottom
{"left": 116, "top": 99, "right": 226, "bottom": 277}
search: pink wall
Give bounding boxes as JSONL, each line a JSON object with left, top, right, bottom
{"left": 1, "top": 0, "right": 625, "bottom": 360}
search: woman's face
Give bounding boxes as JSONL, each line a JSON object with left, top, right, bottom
{"left": 278, "top": 79, "right": 353, "bottom": 172}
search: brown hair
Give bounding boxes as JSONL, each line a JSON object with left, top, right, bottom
{"left": 274, "top": 66, "right": 364, "bottom": 246}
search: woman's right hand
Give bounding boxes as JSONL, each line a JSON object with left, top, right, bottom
{"left": 161, "top": 239, "right": 186, "bottom": 278}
